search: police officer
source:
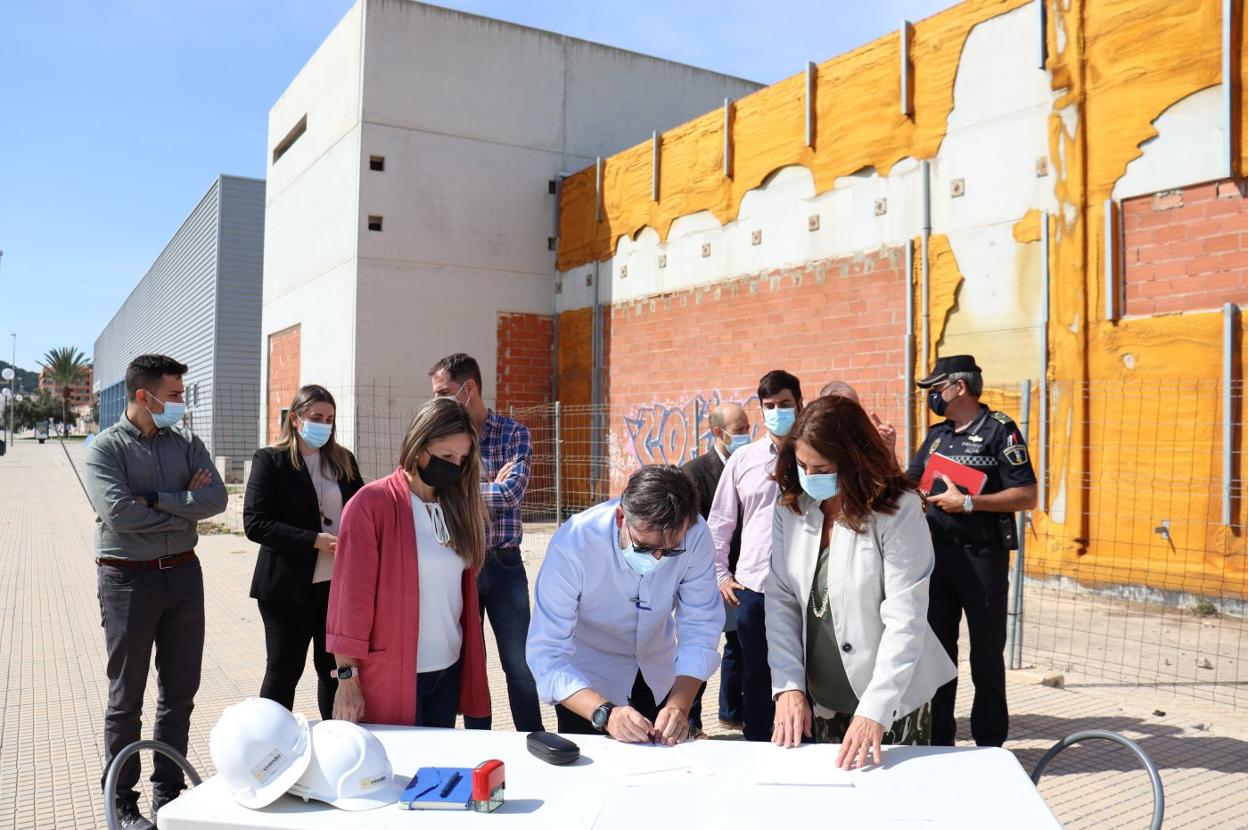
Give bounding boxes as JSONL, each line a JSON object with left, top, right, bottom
{"left": 906, "top": 355, "right": 1036, "bottom": 747}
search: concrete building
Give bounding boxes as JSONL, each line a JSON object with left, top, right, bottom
{"left": 94, "top": 175, "right": 265, "bottom": 477}
{"left": 38, "top": 365, "right": 93, "bottom": 411}
{"left": 261, "top": 0, "right": 761, "bottom": 474}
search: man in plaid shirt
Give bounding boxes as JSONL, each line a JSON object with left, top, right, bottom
{"left": 431, "top": 353, "right": 544, "bottom": 731}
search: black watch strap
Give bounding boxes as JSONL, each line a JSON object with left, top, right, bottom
{"left": 144, "top": 491, "right": 159, "bottom": 509}
{"left": 591, "top": 702, "right": 616, "bottom": 732}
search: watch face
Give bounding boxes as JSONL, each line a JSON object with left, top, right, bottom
{"left": 591, "top": 706, "right": 609, "bottom": 729}
{"left": 336, "top": 666, "right": 353, "bottom": 680}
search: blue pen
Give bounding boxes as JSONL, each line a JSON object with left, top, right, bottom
{"left": 439, "top": 771, "right": 462, "bottom": 798}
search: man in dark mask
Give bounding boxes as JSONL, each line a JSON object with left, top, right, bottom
{"left": 430, "top": 352, "right": 544, "bottom": 733}
{"left": 906, "top": 355, "right": 1036, "bottom": 748}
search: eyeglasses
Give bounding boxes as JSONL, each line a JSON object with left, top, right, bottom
{"left": 624, "top": 524, "right": 686, "bottom": 557}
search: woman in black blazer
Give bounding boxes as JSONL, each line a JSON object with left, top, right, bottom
{"left": 245, "top": 384, "right": 363, "bottom": 720}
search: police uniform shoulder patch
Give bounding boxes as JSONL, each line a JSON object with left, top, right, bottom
{"left": 991, "top": 411, "right": 1012, "bottom": 425}
{"left": 1003, "top": 444, "right": 1029, "bottom": 466}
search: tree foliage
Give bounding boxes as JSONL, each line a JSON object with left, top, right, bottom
{"left": 38, "top": 347, "right": 90, "bottom": 426}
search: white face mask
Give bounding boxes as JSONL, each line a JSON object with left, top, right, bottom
{"left": 617, "top": 525, "right": 669, "bottom": 577}
{"left": 721, "top": 431, "right": 751, "bottom": 454}
{"left": 146, "top": 395, "right": 186, "bottom": 429}
{"left": 438, "top": 382, "right": 471, "bottom": 406}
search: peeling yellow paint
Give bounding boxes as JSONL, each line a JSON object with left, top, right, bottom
{"left": 1013, "top": 209, "right": 1043, "bottom": 244}
{"left": 557, "top": 0, "right": 1035, "bottom": 271}
{"left": 926, "top": 233, "right": 966, "bottom": 373}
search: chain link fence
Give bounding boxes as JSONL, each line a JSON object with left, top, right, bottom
{"left": 194, "top": 380, "right": 1245, "bottom": 710}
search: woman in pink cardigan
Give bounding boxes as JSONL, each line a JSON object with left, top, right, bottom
{"left": 327, "top": 397, "right": 491, "bottom": 727}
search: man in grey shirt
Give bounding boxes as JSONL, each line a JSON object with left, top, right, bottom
{"left": 84, "top": 354, "right": 227, "bottom": 830}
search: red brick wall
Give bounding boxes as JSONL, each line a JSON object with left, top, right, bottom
{"left": 496, "top": 312, "right": 556, "bottom": 514}
{"left": 1124, "top": 179, "right": 1248, "bottom": 316}
{"left": 266, "top": 324, "right": 301, "bottom": 443}
{"left": 603, "top": 249, "right": 907, "bottom": 489}
{"left": 496, "top": 312, "right": 554, "bottom": 411}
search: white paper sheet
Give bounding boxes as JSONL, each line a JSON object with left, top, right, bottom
{"left": 751, "top": 744, "right": 854, "bottom": 786}
{"left": 599, "top": 742, "right": 710, "bottom": 787}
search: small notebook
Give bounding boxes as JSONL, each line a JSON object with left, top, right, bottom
{"left": 398, "top": 767, "right": 473, "bottom": 810}
{"left": 919, "top": 452, "right": 988, "bottom": 496}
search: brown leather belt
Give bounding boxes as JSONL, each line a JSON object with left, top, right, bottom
{"left": 97, "top": 551, "right": 197, "bottom": 570}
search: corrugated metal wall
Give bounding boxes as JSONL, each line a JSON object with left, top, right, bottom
{"left": 213, "top": 177, "right": 265, "bottom": 474}
{"left": 93, "top": 176, "right": 265, "bottom": 475}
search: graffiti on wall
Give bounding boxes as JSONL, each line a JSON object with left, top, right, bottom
{"left": 622, "top": 391, "right": 759, "bottom": 467}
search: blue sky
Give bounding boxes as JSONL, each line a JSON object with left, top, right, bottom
{"left": 0, "top": 0, "right": 950, "bottom": 373}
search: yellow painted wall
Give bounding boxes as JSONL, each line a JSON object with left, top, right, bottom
{"left": 558, "top": 0, "right": 1248, "bottom": 600}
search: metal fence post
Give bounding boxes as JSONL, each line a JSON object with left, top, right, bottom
{"left": 554, "top": 401, "right": 563, "bottom": 526}
{"left": 693, "top": 404, "right": 703, "bottom": 460}
{"left": 1008, "top": 379, "right": 1031, "bottom": 670}
{"left": 1224, "top": 303, "right": 1238, "bottom": 526}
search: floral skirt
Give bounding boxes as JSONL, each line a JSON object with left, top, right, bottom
{"left": 812, "top": 701, "right": 932, "bottom": 746}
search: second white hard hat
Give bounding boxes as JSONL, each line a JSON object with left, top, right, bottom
{"left": 208, "top": 697, "right": 313, "bottom": 809}
{"left": 288, "top": 720, "right": 404, "bottom": 811}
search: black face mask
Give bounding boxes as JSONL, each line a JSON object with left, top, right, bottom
{"left": 928, "top": 389, "right": 950, "bottom": 417}
{"left": 418, "top": 454, "right": 463, "bottom": 490}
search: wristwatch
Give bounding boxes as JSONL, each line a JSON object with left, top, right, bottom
{"left": 962, "top": 494, "right": 974, "bottom": 513}
{"left": 590, "top": 702, "right": 616, "bottom": 733}
{"left": 144, "top": 491, "right": 158, "bottom": 509}
{"left": 332, "top": 665, "right": 357, "bottom": 681}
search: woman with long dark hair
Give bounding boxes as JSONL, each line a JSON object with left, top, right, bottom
{"left": 767, "top": 395, "right": 956, "bottom": 768}
{"left": 245, "top": 385, "right": 363, "bottom": 720}
{"left": 326, "top": 396, "right": 492, "bottom": 727}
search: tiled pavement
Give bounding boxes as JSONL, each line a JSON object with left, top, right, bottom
{"left": 1, "top": 438, "right": 1246, "bottom": 828}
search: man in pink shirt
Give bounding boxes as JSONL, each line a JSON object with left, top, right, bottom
{"left": 708, "top": 370, "right": 803, "bottom": 741}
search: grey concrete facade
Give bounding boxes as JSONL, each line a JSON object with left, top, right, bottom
{"left": 93, "top": 175, "right": 265, "bottom": 478}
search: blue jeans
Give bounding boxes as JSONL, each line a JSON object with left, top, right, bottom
{"left": 735, "top": 588, "right": 774, "bottom": 742}
{"left": 464, "top": 547, "right": 545, "bottom": 732}
{"left": 416, "top": 659, "right": 462, "bottom": 728}
{"left": 718, "top": 630, "right": 744, "bottom": 722}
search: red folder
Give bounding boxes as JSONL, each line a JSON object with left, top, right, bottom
{"left": 920, "top": 452, "right": 988, "bottom": 496}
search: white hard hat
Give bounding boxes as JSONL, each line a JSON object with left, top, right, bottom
{"left": 209, "top": 697, "right": 313, "bottom": 809}
{"left": 288, "top": 720, "right": 404, "bottom": 811}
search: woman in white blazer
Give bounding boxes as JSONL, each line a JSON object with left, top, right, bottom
{"left": 767, "top": 395, "right": 956, "bottom": 769}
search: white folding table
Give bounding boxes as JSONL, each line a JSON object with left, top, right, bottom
{"left": 158, "top": 726, "right": 1061, "bottom": 829}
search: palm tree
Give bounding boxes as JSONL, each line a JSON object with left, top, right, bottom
{"left": 39, "top": 347, "right": 90, "bottom": 431}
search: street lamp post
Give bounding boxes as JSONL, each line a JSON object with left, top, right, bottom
{"left": 8, "top": 333, "right": 15, "bottom": 443}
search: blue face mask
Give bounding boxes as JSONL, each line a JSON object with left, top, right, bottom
{"left": 147, "top": 396, "right": 186, "bottom": 429}
{"left": 724, "top": 432, "right": 751, "bottom": 454}
{"left": 798, "top": 467, "right": 840, "bottom": 500}
{"left": 618, "top": 528, "right": 669, "bottom": 577}
{"left": 763, "top": 407, "right": 796, "bottom": 437}
{"left": 299, "top": 420, "right": 333, "bottom": 449}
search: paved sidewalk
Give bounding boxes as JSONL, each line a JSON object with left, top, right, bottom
{"left": 1, "top": 437, "right": 1246, "bottom": 828}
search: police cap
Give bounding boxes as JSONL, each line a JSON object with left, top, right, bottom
{"left": 916, "top": 354, "right": 982, "bottom": 388}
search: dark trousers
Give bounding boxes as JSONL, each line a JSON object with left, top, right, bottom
{"left": 464, "top": 546, "right": 544, "bottom": 732}
{"left": 718, "top": 630, "right": 744, "bottom": 722}
{"left": 416, "top": 659, "right": 462, "bottom": 728}
{"left": 97, "top": 559, "right": 205, "bottom": 807}
{"left": 555, "top": 671, "right": 661, "bottom": 735}
{"left": 927, "top": 538, "right": 1010, "bottom": 747}
{"left": 735, "top": 588, "right": 774, "bottom": 742}
{"left": 257, "top": 581, "right": 336, "bottom": 721}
